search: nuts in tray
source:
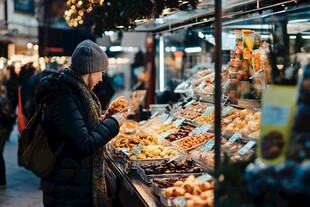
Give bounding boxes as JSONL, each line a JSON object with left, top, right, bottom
{"left": 140, "top": 158, "right": 203, "bottom": 174}
{"left": 166, "top": 125, "right": 195, "bottom": 142}
{"left": 113, "top": 133, "right": 158, "bottom": 148}
{"left": 119, "top": 120, "right": 140, "bottom": 134}
{"left": 163, "top": 175, "right": 214, "bottom": 207}
{"left": 129, "top": 145, "right": 179, "bottom": 160}
{"left": 178, "top": 102, "right": 208, "bottom": 120}
{"left": 223, "top": 109, "right": 261, "bottom": 137}
{"left": 152, "top": 176, "right": 190, "bottom": 189}
{"left": 176, "top": 134, "right": 214, "bottom": 150}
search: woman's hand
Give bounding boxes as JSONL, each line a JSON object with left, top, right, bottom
{"left": 112, "top": 112, "right": 126, "bottom": 126}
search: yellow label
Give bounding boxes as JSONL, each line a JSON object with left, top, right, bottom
{"left": 257, "top": 85, "right": 297, "bottom": 165}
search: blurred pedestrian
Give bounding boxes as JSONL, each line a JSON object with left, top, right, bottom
{"left": 34, "top": 39, "right": 126, "bottom": 207}
{"left": 93, "top": 72, "right": 115, "bottom": 110}
{"left": 4, "top": 65, "right": 19, "bottom": 140}
{"left": 0, "top": 84, "right": 16, "bottom": 187}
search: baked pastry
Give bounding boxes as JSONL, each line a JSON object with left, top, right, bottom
{"left": 105, "top": 96, "right": 129, "bottom": 117}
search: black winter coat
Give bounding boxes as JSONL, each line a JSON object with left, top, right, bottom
{"left": 35, "top": 71, "right": 119, "bottom": 207}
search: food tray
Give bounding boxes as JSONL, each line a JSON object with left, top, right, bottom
{"left": 172, "top": 132, "right": 214, "bottom": 153}
{"left": 136, "top": 165, "right": 204, "bottom": 185}
{"left": 160, "top": 193, "right": 174, "bottom": 207}
{"left": 120, "top": 148, "right": 178, "bottom": 169}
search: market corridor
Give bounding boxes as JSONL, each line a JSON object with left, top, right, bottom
{"left": 0, "top": 123, "right": 43, "bottom": 207}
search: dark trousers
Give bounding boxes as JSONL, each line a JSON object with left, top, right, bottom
{"left": 0, "top": 129, "right": 8, "bottom": 185}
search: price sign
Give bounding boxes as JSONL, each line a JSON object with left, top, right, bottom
{"left": 124, "top": 159, "right": 131, "bottom": 174}
{"left": 223, "top": 79, "right": 231, "bottom": 90}
{"left": 175, "top": 197, "right": 186, "bottom": 207}
{"left": 229, "top": 132, "right": 242, "bottom": 142}
{"left": 139, "top": 120, "right": 147, "bottom": 125}
{"left": 203, "top": 140, "right": 215, "bottom": 151}
{"left": 165, "top": 116, "right": 174, "bottom": 124}
{"left": 199, "top": 124, "right": 212, "bottom": 133}
{"left": 238, "top": 140, "right": 256, "bottom": 156}
{"left": 160, "top": 131, "right": 171, "bottom": 139}
{"left": 189, "top": 126, "right": 201, "bottom": 136}
{"left": 150, "top": 111, "right": 159, "bottom": 119}
{"left": 173, "top": 118, "right": 185, "bottom": 128}
{"left": 196, "top": 174, "right": 213, "bottom": 183}
{"left": 222, "top": 106, "right": 233, "bottom": 116}
{"left": 184, "top": 99, "right": 196, "bottom": 108}
{"left": 203, "top": 107, "right": 214, "bottom": 117}
{"left": 197, "top": 80, "right": 206, "bottom": 89}
{"left": 160, "top": 113, "right": 169, "bottom": 121}
{"left": 132, "top": 145, "right": 142, "bottom": 155}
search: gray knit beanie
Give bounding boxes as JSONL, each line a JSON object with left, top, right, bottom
{"left": 71, "top": 39, "right": 108, "bottom": 74}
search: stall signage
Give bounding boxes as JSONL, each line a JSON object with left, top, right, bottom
{"left": 184, "top": 99, "right": 196, "bottom": 108}
{"left": 222, "top": 106, "right": 233, "bottom": 116}
{"left": 14, "top": 0, "right": 34, "bottom": 14}
{"left": 238, "top": 140, "right": 256, "bottom": 156}
{"left": 229, "top": 132, "right": 242, "bottom": 142}
{"left": 132, "top": 145, "right": 142, "bottom": 155}
{"left": 203, "top": 107, "right": 214, "bottom": 117}
{"left": 197, "top": 80, "right": 206, "bottom": 89}
{"left": 196, "top": 174, "right": 212, "bottom": 183}
{"left": 173, "top": 118, "right": 185, "bottom": 128}
{"left": 150, "top": 111, "right": 159, "bottom": 119}
{"left": 160, "top": 131, "right": 171, "bottom": 139}
{"left": 199, "top": 124, "right": 212, "bottom": 134}
{"left": 159, "top": 113, "right": 169, "bottom": 121}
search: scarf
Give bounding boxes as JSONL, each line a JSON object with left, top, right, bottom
{"left": 59, "top": 68, "right": 108, "bottom": 207}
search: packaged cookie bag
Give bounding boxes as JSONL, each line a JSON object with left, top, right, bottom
{"left": 257, "top": 85, "right": 297, "bottom": 165}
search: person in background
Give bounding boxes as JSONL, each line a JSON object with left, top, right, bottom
{"left": 93, "top": 72, "right": 115, "bottom": 110}
{"left": 0, "top": 84, "right": 16, "bottom": 187}
{"left": 19, "top": 63, "right": 36, "bottom": 121}
{"left": 34, "top": 39, "right": 126, "bottom": 207}
{"left": 4, "top": 65, "right": 19, "bottom": 140}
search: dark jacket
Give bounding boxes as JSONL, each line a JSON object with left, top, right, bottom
{"left": 35, "top": 70, "right": 119, "bottom": 207}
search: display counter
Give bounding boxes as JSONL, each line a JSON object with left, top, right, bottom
{"left": 104, "top": 148, "right": 162, "bottom": 207}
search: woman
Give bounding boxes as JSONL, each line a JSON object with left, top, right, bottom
{"left": 34, "top": 40, "right": 126, "bottom": 206}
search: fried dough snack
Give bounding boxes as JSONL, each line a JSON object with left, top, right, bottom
{"left": 105, "top": 96, "right": 129, "bottom": 118}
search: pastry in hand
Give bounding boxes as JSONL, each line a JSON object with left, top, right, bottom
{"left": 105, "top": 96, "right": 129, "bottom": 118}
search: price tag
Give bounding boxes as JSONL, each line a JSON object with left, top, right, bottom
{"left": 196, "top": 174, "right": 212, "bottom": 183}
{"left": 238, "top": 140, "right": 256, "bottom": 156}
{"left": 223, "top": 79, "right": 230, "bottom": 90}
{"left": 229, "top": 132, "right": 242, "bottom": 142}
{"left": 199, "top": 124, "right": 211, "bottom": 133}
{"left": 159, "top": 113, "right": 169, "bottom": 121}
{"left": 197, "top": 80, "right": 206, "bottom": 89}
{"left": 204, "top": 140, "right": 215, "bottom": 151}
{"left": 189, "top": 126, "right": 201, "bottom": 136}
{"left": 173, "top": 118, "right": 185, "bottom": 128}
{"left": 222, "top": 106, "right": 233, "bottom": 116}
{"left": 139, "top": 120, "right": 147, "bottom": 125}
{"left": 165, "top": 116, "right": 174, "bottom": 124}
{"left": 132, "top": 145, "right": 142, "bottom": 155}
{"left": 160, "top": 131, "right": 171, "bottom": 139}
{"left": 203, "top": 107, "right": 214, "bottom": 117}
{"left": 175, "top": 197, "right": 186, "bottom": 207}
{"left": 222, "top": 94, "right": 229, "bottom": 104}
{"left": 184, "top": 99, "right": 196, "bottom": 108}
{"left": 150, "top": 111, "right": 159, "bottom": 119}
{"left": 123, "top": 159, "right": 131, "bottom": 174}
